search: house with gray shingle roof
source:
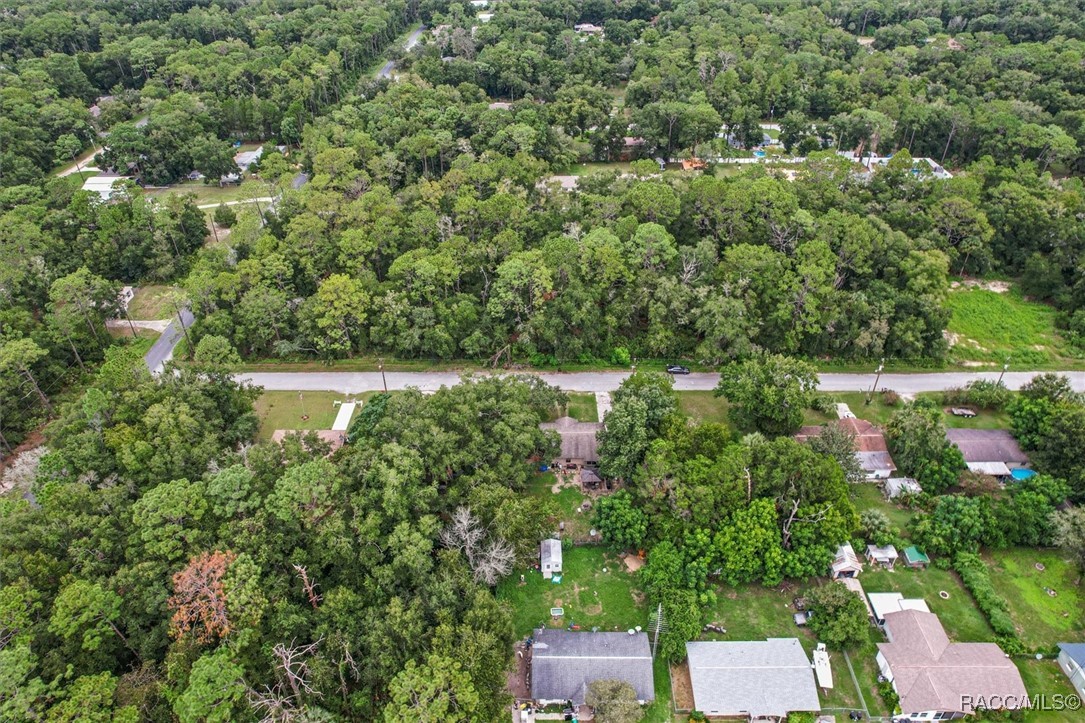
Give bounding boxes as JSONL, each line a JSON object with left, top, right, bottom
{"left": 685, "top": 638, "right": 821, "bottom": 719}
{"left": 946, "top": 428, "right": 1028, "bottom": 478}
{"left": 539, "top": 416, "right": 603, "bottom": 468}
{"left": 1057, "top": 643, "right": 1085, "bottom": 698}
{"left": 530, "top": 628, "right": 654, "bottom": 705}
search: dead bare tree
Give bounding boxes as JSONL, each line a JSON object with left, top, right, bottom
{"left": 440, "top": 506, "right": 516, "bottom": 585}
{"left": 292, "top": 564, "right": 321, "bottom": 609}
{"left": 272, "top": 638, "right": 323, "bottom": 703}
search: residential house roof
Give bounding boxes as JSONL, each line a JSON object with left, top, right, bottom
{"left": 81, "top": 175, "right": 130, "bottom": 201}
{"left": 946, "top": 429, "right": 1028, "bottom": 466}
{"left": 1058, "top": 643, "right": 1085, "bottom": 668}
{"left": 539, "top": 416, "right": 603, "bottom": 461}
{"left": 540, "top": 539, "right": 562, "bottom": 568}
{"left": 686, "top": 639, "right": 821, "bottom": 718}
{"left": 867, "top": 592, "right": 930, "bottom": 623}
{"left": 797, "top": 418, "right": 896, "bottom": 474}
{"left": 879, "top": 609, "right": 1027, "bottom": 714}
{"left": 531, "top": 629, "right": 654, "bottom": 704}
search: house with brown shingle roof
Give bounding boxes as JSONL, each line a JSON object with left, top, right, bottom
{"left": 796, "top": 418, "right": 897, "bottom": 480}
{"left": 877, "top": 609, "right": 1027, "bottom": 717}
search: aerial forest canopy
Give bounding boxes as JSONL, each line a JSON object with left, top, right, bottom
{"left": 4, "top": 0, "right": 1085, "bottom": 720}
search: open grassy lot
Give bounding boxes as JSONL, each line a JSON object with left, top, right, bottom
{"left": 985, "top": 548, "right": 1085, "bottom": 650}
{"left": 676, "top": 390, "right": 729, "bottom": 425}
{"left": 1016, "top": 658, "right": 1082, "bottom": 723}
{"left": 496, "top": 545, "right": 647, "bottom": 636}
{"left": 106, "top": 325, "right": 160, "bottom": 340}
{"left": 525, "top": 472, "right": 594, "bottom": 540}
{"left": 861, "top": 565, "right": 993, "bottom": 642}
{"left": 127, "top": 285, "right": 179, "bottom": 320}
{"left": 563, "top": 161, "right": 635, "bottom": 176}
{"left": 945, "top": 286, "right": 1075, "bottom": 366}
{"left": 254, "top": 390, "right": 368, "bottom": 440}
{"left": 805, "top": 391, "right": 902, "bottom": 427}
{"left": 146, "top": 178, "right": 272, "bottom": 206}
{"left": 849, "top": 482, "right": 916, "bottom": 533}
{"left": 548, "top": 392, "right": 597, "bottom": 422}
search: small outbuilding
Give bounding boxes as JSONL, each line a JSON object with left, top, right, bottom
{"left": 540, "top": 539, "right": 562, "bottom": 579}
{"left": 884, "top": 477, "right": 922, "bottom": 500}
{"left": 903, "top": 546, "right": 930, "bottom": 569}
{"left": 867, "top": 592, "right": 930, "bottom": 627}
{"left": 830, "top": 543, "right": 863, "bottom": 579}
{"left": 866, "top": 544, "right": 899, "bottom": 569}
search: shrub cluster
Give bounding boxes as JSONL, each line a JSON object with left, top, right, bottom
{"left": 954, "top": 553, "right": 1017, "bottom": 638}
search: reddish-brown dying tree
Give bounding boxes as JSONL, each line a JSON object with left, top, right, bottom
{"left": 168, "top": 549, "right": 236, "bottom": 642}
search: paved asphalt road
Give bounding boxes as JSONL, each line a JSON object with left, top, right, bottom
{"left": 236, "top": 369, "right": 1085, "bottom": 394}
{"left": 376, "top": 25, "right": 425, "bottom": 79}
{"left": 144, "top": 309, "right": 195, "bottom": 375}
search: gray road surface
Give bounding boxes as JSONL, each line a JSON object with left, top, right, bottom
{"left": 236, "top": 370, "right": 1085, "bottom": 394}
{"left": 376, "top": 25, "right": 425, "bottom": 79}
{"left": 144, "top": 309, "right": 195, "bottom": 375}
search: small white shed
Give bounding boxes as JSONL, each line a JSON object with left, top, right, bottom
{"left": 540, "top": 539, "right": 562, "bottom": 579}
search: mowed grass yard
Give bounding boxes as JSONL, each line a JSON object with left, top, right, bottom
{"left": 676, "top": 391, "right": 729, "bottom": 425}
{"left": 496, "top": 544, "right": 647, "bottom": 636}
{"left": 146, "top": 177, "right": 272, "bottom": 206}
{"left": 546, "top": 392, "right": 597, "bottom": 422}
{"left": 1016, "top": 658, "right": 1083, "bottom": 723}
{"left": 254, "top": 390, "right": 371, "bottom": 440}
{"left": 862, "top": 565, "right": 993, "bottom": 643}
{"left": 945, "top": 286, "right": 1074, "bottom": 365}
{"left": 985, "top": 548, "right": 1085, "bottom": 650}
{"left": 127, "top": 285, "right": 179, "bottom": 320}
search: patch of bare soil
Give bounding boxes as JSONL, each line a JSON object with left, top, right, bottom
{"left": 670, "top": 661, "right": 695, "bottom": 711}
{"left": 507, "top": 643, "right": 531, "bottom": 700}
{"left": 622, "top": 553, "right": 645, "bottom": 573}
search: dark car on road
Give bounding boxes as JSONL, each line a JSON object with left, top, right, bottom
{"left": 666, "top": 365, "right": 691, "bottom": 375}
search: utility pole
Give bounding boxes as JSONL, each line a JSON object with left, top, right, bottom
{"left": 299, "top": 391, "right": 307, "bottom": 420}
{"left": 997, "top": 359, "right": 1010, "bottom": 386}
{"left": 379, "top": 358, "right": 387, "bottom": 393}
{"left": 865, "top": 358, "right": 885, "bottom": 405}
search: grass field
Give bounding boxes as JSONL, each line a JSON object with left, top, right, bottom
{"left": 562, "top": 161, "right": 635, "bottom": 176}
{"left": 550, "top": 392, "right": 597, "bottom": 422}
{"left": 496, "top": 545, "right": 647, "bottom": 636}
{"left": 985, "top": 549, "right": 1085, "bottom": 650}
{"left": 127, "top": 285, "right": 179, "bottom": 320}
{"left": 861, "top": 565, "right": 993, "bottom": 642}
{"left": 676, "top": 391, "right": 729, "bottom": 425}
{"left": 525, "top": 472, "right": 594, "bottom": 540}
{"left": 254, "top": 390, "right": 369, "bottom": 440}
{"left": 849, "top": 482, "right": 916, "bottom": 533}
{"left": 1016, "top": 658, "right": 1083, "bottom": 723}
{"left": 146, "top": 178, "right": 272, "bottom": 206}
{"left": 805, "top": 391, "right": 902, "bottom": 427}
{"left": 945, "top": 286, "right": 1074, "bottom": 366}
{"left": 106, "top": 325, "right": 160, "bottom": 340}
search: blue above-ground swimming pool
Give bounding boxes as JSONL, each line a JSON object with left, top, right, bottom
{"left": 754, "top": 150, "right": 766, "bottom": 157}
{"left": 1011, "top": 468, "right": 1036, "bottom": 481}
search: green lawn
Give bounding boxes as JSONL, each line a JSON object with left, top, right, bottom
{"left": 985, "top": 549, "right": 1085, "bottom": 651}
{"left": 676, "top": 391, "right": 730, "bottom": 425}
{"left": 127, "top": 285, "right": 179, "bottom": 320}
{"left": 549, "top": 392, "right": 597, "bottom": 422}
{"left": 254, "top": 390, "right": 368, "bottom": 440}
{"left": 562, "top": 161, "right": 635, "bottom": 176}
{"left": 861, "top": 565, "right": 993, "bottom": 642}
{"left": 525, "top": 472, "right": 595, "bottom": 541}
{"left": 849, "top": 482, "right": 916, "bottom": 534}
{"left": 1016, "top": 658, "right": 1083, "bottom": 723}
{"left": 146, "top": 178, "right": 272, "bottom": 206}
{"left": 945, "top": 286, "right": 1075, "bottom": 366}
{"left": 805, "top": 391, "right": 903, "bottom": 427}
{"left": 496, "top": 545, "right": 647, "bottom": 637}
